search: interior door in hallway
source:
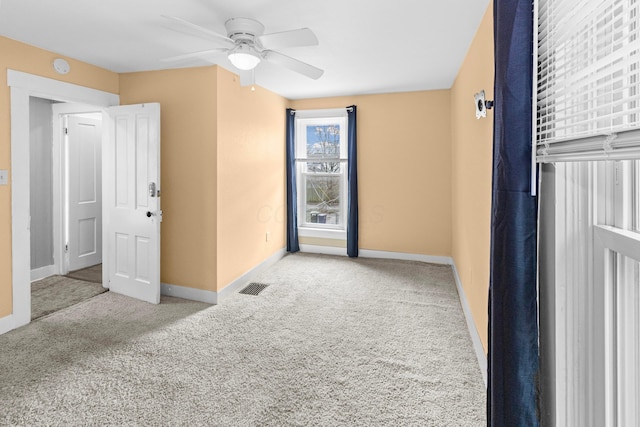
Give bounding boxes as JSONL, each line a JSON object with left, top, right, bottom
{"left": 67, "top": 115, "right": 102, "bottom": 272}
{"left": 104, "top": 103, "right": 161, "bottom": 304}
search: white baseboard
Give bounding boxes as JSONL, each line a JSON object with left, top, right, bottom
{"left": 359, "top": 249, "right": 453, "bottom": 265}
{"left": 299, "top": 244, "right": 346, "bottom": 256}
{"left": 0, "top": 314, "right": 16, "bottom": 336}
{"left": 451, "top": 261, "right": 488, "bottom": 387}
{"left": 300, "top": 245, "right": 453, "bottom": 266}
{"left": 161, "top": 283, "right": 218, "bottom": 304}
{"left": 160, "top": 248, "right": 287, "bottom": 305}
{"left": 31, "top": 265, "right": 56, "bottom": 282}
{"left": 217, "top": 248, "right": 287, "bottom": 301}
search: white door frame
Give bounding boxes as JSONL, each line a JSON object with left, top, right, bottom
{"left": 6, "top": 70, "right": 119, "bottom": 332}
{"left": 52, "top": 104, "right": 104, "bottom": 276}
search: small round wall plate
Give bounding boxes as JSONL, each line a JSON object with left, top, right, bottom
{"left": 53, "top": 58, "right": 70, "bottom": 75}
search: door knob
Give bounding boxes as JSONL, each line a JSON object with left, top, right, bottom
{"left": 146, "top": 210, "right": 163, "bottom": 221}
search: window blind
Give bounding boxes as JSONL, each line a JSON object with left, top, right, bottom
{"left": 537, "top": 0, "right": 640, "bottom": 162}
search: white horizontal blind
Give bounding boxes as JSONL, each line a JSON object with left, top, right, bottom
{"left": 537, "top": 0, "right": 640, "bottom": 162}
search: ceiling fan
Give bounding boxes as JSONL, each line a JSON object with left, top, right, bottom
{"left": 161, "top": 15, "right": 324, "bottom": 85}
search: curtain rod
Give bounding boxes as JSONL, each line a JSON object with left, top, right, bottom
{"left": 289, "top": 106, "right": 355, "bottom": 115}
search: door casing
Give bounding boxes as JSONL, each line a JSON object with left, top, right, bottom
{"left": 5, "top": 70, "right": 119, "bottom": 333}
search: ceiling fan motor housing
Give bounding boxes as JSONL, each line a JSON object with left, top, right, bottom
{"left": 225, "top": 17, "right": 265, "bottom": 46}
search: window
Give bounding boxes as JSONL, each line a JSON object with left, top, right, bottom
{"left": 544, "top": 160, "right": 640, "bottom": 426}
{"left": 536, "top": 0, "right": 640, "bottom": 423}
{"left": 295, "top": 110, "right": 348, "bottom": 239}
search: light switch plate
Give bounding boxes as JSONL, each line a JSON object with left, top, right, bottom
{"left": 0, "top": 170, "right": 8, "bottom": 185}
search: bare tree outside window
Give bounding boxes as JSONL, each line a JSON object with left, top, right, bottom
{"left": 305, "top": 124, "right": 342, "bottom": 225}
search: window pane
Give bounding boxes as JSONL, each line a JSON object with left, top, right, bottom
{"left": 306, "top": 124, "right": 341, "bottom": 158}
{"left": 306, "top": 161, "right": 341, "bottom": 173}
{"left": 305, "top": 175, "right": 341, "bottom": 225}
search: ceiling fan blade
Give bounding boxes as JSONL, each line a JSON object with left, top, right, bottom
{"left": 258, "top": 28, "right": 319, "bottom": 49}
{"left": 263, "top": 50, "right": 324, "bottom": 80}
{"left": 161, "top": 48, "right": 227, "bottom": 63}
{"left": 161, "top": 15, "right": 235, "bottom": 48}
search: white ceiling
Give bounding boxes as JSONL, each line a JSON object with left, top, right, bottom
{"left": 0, "top": 0, "right": 490, "bottom": 100}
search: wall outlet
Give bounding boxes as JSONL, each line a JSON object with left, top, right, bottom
{"left": 265, "top": 231, "right": 270, "bottom": 242}
{"left": 0, "top": 170, "right": 8, "bottom": 185}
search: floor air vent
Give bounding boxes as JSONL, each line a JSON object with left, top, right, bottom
{"left": 239, "top": 283, "right": 269, "bottom": 296}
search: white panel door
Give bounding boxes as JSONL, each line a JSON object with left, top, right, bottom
{"left": 103, "top": 103, "right": 161, "bottom": 304}
{"left": 67, "top": 115, "right": 102, "bottom": 271}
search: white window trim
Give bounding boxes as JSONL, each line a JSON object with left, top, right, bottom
{"left": 593, "top": 224, "right": 640, "bottom": 426}
{"left": 298, "top": 226, "right": 346, "bottom": 240}
{"left": 294, "top": 109, "right": 349, "bottom": 240}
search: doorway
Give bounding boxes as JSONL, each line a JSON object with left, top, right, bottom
{"left": 7, "top": 70, "right": 119, "bottom": 331}
{"left": 28, "top": 98, "right": 106, "bottom": 320}
{"left": 0, "top": 70, "right": 162, "bottom": 333}
{"left": 54, "top": 104, "right": 104, "bottom": 276}
{"left": 6, "top": 70, "right": 162, "bottom": 335}
{"left": 30, "top": 99, "right": 103, "bottom": 281}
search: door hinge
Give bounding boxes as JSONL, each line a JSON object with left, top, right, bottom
{"left": 65, "top": 243, "right": 69, "bottom": 253}
{"left": 64, "top": 127, "right": 68, "bottom": 135}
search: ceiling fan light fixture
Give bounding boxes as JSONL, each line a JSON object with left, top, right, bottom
{"left": 228, "top": 44, "right": 261, "bottom": 70}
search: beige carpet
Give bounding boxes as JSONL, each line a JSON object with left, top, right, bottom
{"left": 3, "top": 253, "right": 485, "bottom": 426}
{"left": 31, "top": 275, "right": 107, "bottom": 320}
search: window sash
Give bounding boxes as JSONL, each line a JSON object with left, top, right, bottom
{"left": 536, "top": 0, "right": 640, "bottom": 163}
{"left": 297, "top": 163, "right": 346, "bottom": 230}
{"left": 295, "top": 116, "right": 347, "bottom": 161}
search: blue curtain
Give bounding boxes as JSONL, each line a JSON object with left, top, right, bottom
{"left": 347, "top": 106, "right": 358, "bottom": 257}
{"left": 286, "top": 108, "right": 299, "bottom": 252}
{"left": 488, "top": 0, "right": 539, "bottom": 425}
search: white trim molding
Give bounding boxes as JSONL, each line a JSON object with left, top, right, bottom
{"left": 161, "top": 283, "right": 217, "bottom": 305}
{"left": 300, "top": 246, "right": 455, "bottom": 265}
{"left": 300, "top": 244, "right": 347, "bottom": 257}
{"left": 7, "top": 70, "right": 119, "bottom": 105}
{"left": 161, "top": 248, "right": 287, "bottom": 305}
{"left": 30, "top": 265, "right": 56, "bottom": 282}
{"left": 592, "top": 225, "right": 640, "bottom": 425}
{"left": 217, "top": 248, "right": 287, "bottom": 301}
{"left": 451, "top": 261, "right": 488, "bottom": 387}
{"left": 359, "top": 249, "right": 452, "bottom": 265}
{"left": 6, "top": 69, "right": 119, "bottom": 335}
{"left": 0, "top": 315, "right": 16, "bottom": 336}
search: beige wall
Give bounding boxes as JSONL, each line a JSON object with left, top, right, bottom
{"left": 119, "top": 67, "right": 219, "bottom": 292}
{"left": 1, "top": 9, "right": 493, "bottom": 332}
{"left": 120, "top": 66, "right": 287, "bottom": 293}
{"left": 451, "top": 2, "right": 494, "bottom": 351}
{"left": 0, "top": 36, "right": 119, "bottom": 318}
{"left": 215, "top": 68, "right": 287, "bottom": 291}
{"left": 290, "top": 91, "right": 452, "bottom": 257}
